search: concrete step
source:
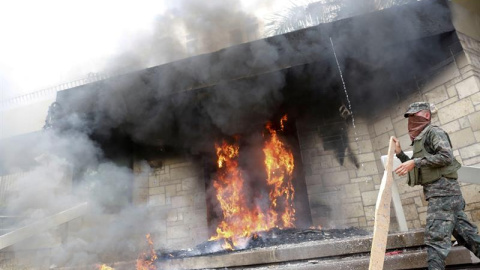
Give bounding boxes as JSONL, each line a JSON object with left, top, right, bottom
{"left": 238, "top": 247, "right": 478, "bottom": 270}
{"left": 49, "top": 230, "right": 480, "bottom": 269}
{"left": 157, "top": 230, "right": 480, "bottom": 270}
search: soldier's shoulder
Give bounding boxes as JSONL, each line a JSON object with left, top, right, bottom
{"left": 428, "top": 125, "right": 449, "bottom": 137}
{"left": 430, "top": 125, "right": 445, "bottom": 132}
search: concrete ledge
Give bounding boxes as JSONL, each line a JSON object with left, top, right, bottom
{"left": 52, "top": 246, "right": 479, "bottom": 270}
{"left": 0, "top": 202, "right": 88, "bottom": 250}
{"left": 53, "top": 231, "right": 480, "bottom": 270}
{"left": 158, "top": 230, "right": 425, "bottom": 270}
{"left": 240, "top": 246, "right": 479, "bottom": 270}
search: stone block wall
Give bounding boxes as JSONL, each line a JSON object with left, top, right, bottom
{"left": 459, "top": 32, "right": 480, "bottom": 73}
{"left": 382, "top": 41, "right": 480, "bottom": 228}
{"left": 0, "top": 171, "right": 79, "bottom": 269}
{"left": 0, "top": 248, "right": 52, "bottom": 270}
{"left": 133, "top": 156, "right": 209, "bottom": 250}
{"left": 297, "top": 117, "right": 381, "bottom": 230}
{"left": 0, "top": 172, "right": 22, "bottom": 207}
{"left": 368, "top": 37, "right": 480, "bottom": 230}
{"left": 300, "top": 33, "right": 480, "bottom": 232}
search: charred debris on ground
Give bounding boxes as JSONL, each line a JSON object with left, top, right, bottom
{"left": 157, "top": 227, "right": 370, "bottom": 260}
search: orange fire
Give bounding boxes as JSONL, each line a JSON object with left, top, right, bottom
{"left": 264, "top": 115, "right": 295, "bottom": 228}
{"left": 97, "top": 264, "right": 114, "bottom": 270}
{"left": 209, "top": 115, "right": 296, "bottom": 249}
{"left": 136, "top": 234, "right": 157, "bottom": 270}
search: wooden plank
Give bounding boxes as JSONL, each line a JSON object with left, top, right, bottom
{"left": 369, "top": 136, "right": 395, "bottom": 270}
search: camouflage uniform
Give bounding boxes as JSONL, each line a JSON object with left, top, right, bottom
{"left": 397, "top": 102, "right": 480, "bottom": 270}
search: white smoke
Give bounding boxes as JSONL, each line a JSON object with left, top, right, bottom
{"left": 0, "top": 127, "right": 156, "bottom": 267}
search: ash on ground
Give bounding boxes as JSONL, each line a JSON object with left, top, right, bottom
{"left": 158, "top": 227, "right": 370, "bottom": 260}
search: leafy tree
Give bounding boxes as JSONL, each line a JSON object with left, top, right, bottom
{"left": 265, "top": 0, "right": 414, "bottom": 36}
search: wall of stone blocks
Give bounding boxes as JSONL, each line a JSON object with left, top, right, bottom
{"left": 133, "top": 156, "right": 209, "bottom": 250}
{"left": 0, "top": 170, "right": 89, "bottom": 269}
{"left": 368, "top": 37, "right": 480, "bottom": 231}
{"left": 0, "top": 249, "right": 37, "bottom": 270}
{"left": 297, "top": 116, "right": 382, "bottom": 230}
{"left": 300, "top": 34, "right": 480, "bottom": 233}
{"left": 459, "top": 32, "right": 480, "bottom": 73}
{"left": 0, "top": 222, "right": 72, "bottom": 269}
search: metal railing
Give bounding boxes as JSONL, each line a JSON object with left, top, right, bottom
{"left": 0, "top": 73, "right": 113, "bottom": 110}
{"left": 0, "top": 215, "right": 23, "bottom": 235}
{"left": 1, "top": 172, "right": 24, "bottom": 237}
{"left": 0, "top": 173, "right": 22, "bottom": 207}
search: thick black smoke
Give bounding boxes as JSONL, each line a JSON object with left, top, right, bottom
{"left": 57, "top": 0, "right": 455, "bottom": 152}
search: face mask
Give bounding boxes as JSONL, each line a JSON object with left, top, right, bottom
{"left": 408, "top": 114, "right": 431, "bottom": 141}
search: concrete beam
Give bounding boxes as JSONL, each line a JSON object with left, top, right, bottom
{"left": 157, "top": 231, "right": 425, "bottom": 270}
{"left": 0, "top": 202, "right": 88, "bottom": 250}
{"left": 54, "top": 231, "right": 480, "bottom": 269}
{"left": 240, "top": 246, "right": 479, "bottom": 270}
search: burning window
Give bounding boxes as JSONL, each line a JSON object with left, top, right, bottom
{"left": 206, "top": 115, "right": 310, "bottom": 250}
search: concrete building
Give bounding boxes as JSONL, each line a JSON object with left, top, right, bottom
{"left": 1, "top": 0, "right": 479, "bottom": 269}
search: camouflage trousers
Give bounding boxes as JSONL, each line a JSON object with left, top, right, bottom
{"left": 425, "top": 195, "right": 480, "bottom": 270}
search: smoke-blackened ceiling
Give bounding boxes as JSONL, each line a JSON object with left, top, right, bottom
{"left": 55, "top": 0, "right": 457, "bottom": 153}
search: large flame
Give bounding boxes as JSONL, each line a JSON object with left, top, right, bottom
{"left": 209, "top": 139, "right": 272, "bottom": 249}
{"left": 209, "top": 115, "right": 295, "bottom": 249}
{"left": 136, "top": 234, "right": 157, "bottom": 270}
{"left": 264, "top": 115, "right": 295, "bottom": 227}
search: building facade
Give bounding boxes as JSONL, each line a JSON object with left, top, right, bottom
{"left": 1, "top": 0, "right": 479, "bottom": 268}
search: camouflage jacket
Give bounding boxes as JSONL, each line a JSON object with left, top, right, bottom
{"left": 396, "top": 125, "right": 462, "bottom": 199}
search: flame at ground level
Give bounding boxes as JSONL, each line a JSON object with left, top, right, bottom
{"left": 97, "top": 264, "right": 114, "bottom": 270}
{"left": 98, "top": 234, "right": 157, "bottom": 270}
{"left": 136, "top": 234, "right": 157, "bottom": 270}
{"left": 209, "top": 116, "right": 296, "bottom": 249}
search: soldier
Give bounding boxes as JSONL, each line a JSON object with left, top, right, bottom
{"left": 392, "top": 102, "right": 480, "bottom": 269}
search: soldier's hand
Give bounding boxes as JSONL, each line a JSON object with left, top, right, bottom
{"left": 394, "top": 160, "right": 415, "bottom": 177}
{"left": 392, "top": 137, "right": 402, "bottom": 155}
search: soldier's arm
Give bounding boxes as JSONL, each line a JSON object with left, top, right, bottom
{"left": 392, "top": 137, "right": 411, "bottom": 163}
{"left": 396, "top": 151, "right": 411, "bottom": 163}
{"left": 417, "top": 127, "right": 454, "bottom": 168}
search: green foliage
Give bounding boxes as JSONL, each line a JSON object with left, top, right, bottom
{"left": 265, "top": 0, "right": 414, "bottom": 37}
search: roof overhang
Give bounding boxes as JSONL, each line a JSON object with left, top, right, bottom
{"left": 55, "top": 0, "right": 458, "bottom": 146}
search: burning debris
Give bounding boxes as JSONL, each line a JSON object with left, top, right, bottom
{"left": 94, "top": 226, "right": 369, "bottom": 267}
{"left": 136, "top": 234, "right": 158, "bottom": 270}
{"left": 95, "top": 234, "right": 158, "bottom": 270}
{"left": 97, "top": 264, "right": 114, "bottom": 270}
{"left": 158, "top": 227, "right": 370, "bottom": 260}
